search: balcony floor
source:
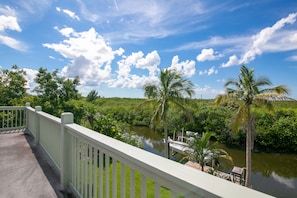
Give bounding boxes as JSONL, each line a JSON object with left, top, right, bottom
{"left": 0, "top": 129, "right": 65, "bottom": 198}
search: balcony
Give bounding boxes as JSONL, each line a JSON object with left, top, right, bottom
{"left": 0, "top": 104, "right": 273, "bottom": 198}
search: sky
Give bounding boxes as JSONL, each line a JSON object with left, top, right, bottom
{"left": 1, "top": 0, "right": 297, "bottom": 99}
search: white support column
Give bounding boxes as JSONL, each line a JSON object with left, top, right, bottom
{"left": 34, "top": 106, "right": 42, "bottom": 145}
{"left": 61, "top": 112, "right": 74, "bottom": 188}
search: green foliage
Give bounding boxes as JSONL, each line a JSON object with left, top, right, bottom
{"left": 0, "top": 65, "right": 27, "bottom": 105}
{"left": 86, "top": 90, "right": 99, "bottom": 102}
{"left": 256, "top": 109, "right": 297, "bottom": 152}
{"left": 181, "top": 132, "right": 232, "bottom": 171}
{"left": 33, "top": 67, "right": 80, "bottom": 116}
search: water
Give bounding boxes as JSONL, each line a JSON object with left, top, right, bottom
{"left": 130, "top": 126, "right": 297, "bottom": 198}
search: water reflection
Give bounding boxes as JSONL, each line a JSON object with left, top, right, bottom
{"left": 129, "top": 126, "right": 297, "bottom": 198}
{"left": 271, "top": 172, "right": 295, "bottom": 189}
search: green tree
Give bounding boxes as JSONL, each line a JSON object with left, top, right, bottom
{"left": 58, "top": 76, "right": 80, "bottom": 102}
{"left": 33, "top": 67, "right": 80, "bottom": 115}
{"left": 0, "top": 65, "right": 27, "bottom": 105}
{"left": 141, "top": 69, "right": 195, "bottom": 158}
{"left": 182, "top": 132, "right": 232, "bottom": 172}
{"left": 86, "top": 90, "right": 99, "bottom": 102}
{"left": 214, "top": 65, "right": 289, "bottom": 187}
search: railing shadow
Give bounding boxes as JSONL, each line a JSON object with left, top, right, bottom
{"left": 23, "top": 129, "right": 72, "bottom": 198}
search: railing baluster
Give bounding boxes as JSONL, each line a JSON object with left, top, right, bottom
{"left": 171, "top": 191, "right": 178, "bottom": 198}
{"left": 105, "top": 154, "right": 110, "bottom": 198}
{"left": 120, "top": 162, "right": 126, "bottom": 198}
{"left": 78, "top": 140, "right": 81, "bottom": 193}
{"left": 89, "top": 145, "right": 93, "bottom": 198}
{"left": 1, "top": 110, "right": 3, "bottom": 128}
{"left": 154, "top": 182, "right": 160, "bottom": 198}
{"left": 73, "top": 136, "right": 77, "bottom": 188}
{"left": 94, "top": 148, "right": 98, "bottom": 198}
{"left": 15, "top": 109, "right": 17, "bottom": 127}
{"left": 130, "top": 168, "right": 135, "bottom": 198}
{"left": 99, "top": 151, "right": 103, "bottom": 198}
{"left": 83, "top": 142, "right": 89, "bottom": 197}
{"left": 112, "top": 158, "right": 117, "bottom": 198}
{"left": 141, "top": 174, "right": 146, "bottom": 198}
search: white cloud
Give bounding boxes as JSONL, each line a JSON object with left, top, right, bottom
{"left": 194, "top": 85, "right": 223, "bottom": 99}
{"left": 0, "top": 6, "right": 27, "bottom": 51}
{"left": 198, "top": 66, "right": 218, "bottom": 76}
{"left": 0, "top": 35, "right": 27, "bottom": 51}
{"left": 286, "top": 55, "right": 297, "bottom": 61}
{"left": 43, "top": 28, "right": 120, "bottom": 85}
{"left": 76, "top": 0, "right": 209, "bottom": 43}
{"left": 196, "top": 48, "right": 223, "bottom": 62}
{"left": 14, "top": 0, "right": 52, "bottom": 15}
{"left": 240, "top": 12, "right": 297, "bottom": 65}
{"left": 56, "top": 7, "right": 80, "bottom": 21}
{"left": 110, "top": 50, "right": 160, "bottom": 88}
{"left": 221, "top": 55, "right": 240, "bottom": 68}
{"left": 55, "top": 27, "right": 75, "bottom": 37}
{"left": 0, "top": 15, "right": 21, "bottom": 32}
{"left": 23, "top": 68, "right": 38, "bottom": 93}
{"left": 168, "top": 55, "right": 196, "bottom": 77}
{"left": 173, "top": 36, "right": 250, "bottom": 52}
{"left": 216, "top": 78, "right": 226, "bottom": 83}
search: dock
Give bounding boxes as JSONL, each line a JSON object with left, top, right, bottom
{"left": 185, "top": 161, "right": 245, "bottom": 185}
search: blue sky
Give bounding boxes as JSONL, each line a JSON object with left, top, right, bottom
{"left": 1, "top": 0, "right": 297, "bottom": 99}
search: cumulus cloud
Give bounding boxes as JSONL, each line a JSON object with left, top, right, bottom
{"left": 168, "top": 55, "right": 196, "bottom": 77}
{"left": 54, "top": 26, "right": 75, "bottom": 37}
{"left": 221, "top": 55, "right": 240, "bottom": 67}
{"left": 23, "top": 68, "right": 38, "bottom": 92}
{"left": 196, "top": 48, "right": 223, "bottom": 62}
{"left": 43, "top": 28, "right": 121, "bottom": 85}
{"left": 198, "top": 66, "right": 218, "bottom": 76}
{"left": 56, "top": 7, "right": 80, "bottom": 20}
{"left": 110, "top": 50, "right": 160, "bottom": 88}
{"left": 0, "top": 6, "right": 27, "bottom": 51}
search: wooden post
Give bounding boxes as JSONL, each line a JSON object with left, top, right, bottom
{"left": 61, "top": 112, "right": 74, "bottom": 188}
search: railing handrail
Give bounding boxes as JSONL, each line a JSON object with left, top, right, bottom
{"left": 0, "top": 106, "right": 26, "bottom": 110}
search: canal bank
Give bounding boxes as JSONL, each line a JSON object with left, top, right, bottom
{"left": 130, "top": 126, "right": 297, "bottom": 198}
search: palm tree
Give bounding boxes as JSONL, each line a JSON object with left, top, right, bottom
{"left": 214, "top": 65, "right": 289, "bottom": 187}
{"left": 182, "top": 132, "right": 232, "bottom": 172}
{"left": 141, "top": 69, "right": 195, "bottom": 158}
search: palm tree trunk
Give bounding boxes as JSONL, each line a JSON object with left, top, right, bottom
{"left": 245, "top": 107, "right": 252, "bottom": 187}
{"left": 164, "top": 123, "right": 169, "bottom": 158}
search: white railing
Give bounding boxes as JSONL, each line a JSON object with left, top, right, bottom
{"left": 0, "top": 106, "right": 26, "bottom": 131}
{"left": 5, "top": 104, "right": 274, "bottom": 198}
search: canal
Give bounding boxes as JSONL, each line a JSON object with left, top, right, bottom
{"left": 129, "top": 126, "right": 297, "bottom": 198}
